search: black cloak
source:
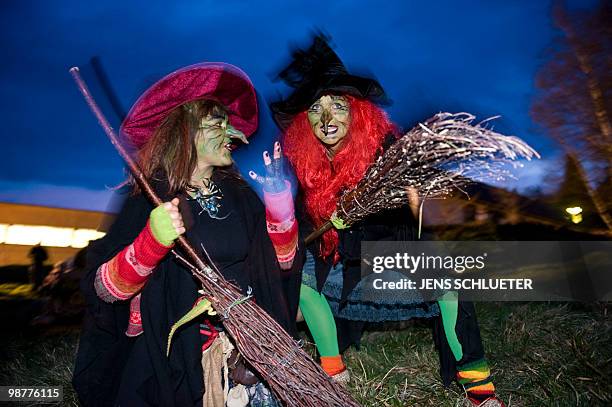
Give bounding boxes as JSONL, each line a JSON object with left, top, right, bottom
{"left": 72, "top": 174, "right": 302, "bottom": 406}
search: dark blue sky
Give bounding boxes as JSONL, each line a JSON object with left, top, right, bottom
{"left": 0, "top": 0, "right": 595, "bottom": 211}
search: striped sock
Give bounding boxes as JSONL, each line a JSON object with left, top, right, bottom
{"left": 457, "top": 359, "right": 495, "bottom": 403}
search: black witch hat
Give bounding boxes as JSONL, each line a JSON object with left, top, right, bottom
{"left": 270, "top": 34, "right": 390, "bottom": 130}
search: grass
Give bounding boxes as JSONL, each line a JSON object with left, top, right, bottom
{"left": 340, "top": 302, "right": 612, "bottom": 406}
{"left": 1, "top": 302, "right": 610, "bottom": 406}
{"left": 0, "top": 329, "right": 81, "bottom": 406}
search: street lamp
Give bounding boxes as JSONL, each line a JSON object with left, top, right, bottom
{"left": 565, "top": 206, "right": 583, "bottom": 224}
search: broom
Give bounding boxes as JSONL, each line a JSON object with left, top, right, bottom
{"left": 305, "top": 112, "right": 540, "bottom": 244}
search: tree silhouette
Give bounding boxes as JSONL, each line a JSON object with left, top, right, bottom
{"left": 531, "top": 0, "right": 612, "bottom": 229}
{"left": 554, "top": 154, "right": 606, "bottom": 228}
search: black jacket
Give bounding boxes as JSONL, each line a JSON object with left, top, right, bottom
{"left": 72, "top": 175, "right": 302, "bottom": 406}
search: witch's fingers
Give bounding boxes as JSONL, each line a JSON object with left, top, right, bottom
{"left": 272, "top": 155, "right": 282, "bottom": 175}
{"left": 263, "top": 151, "right": 272, "bottom": 166}
{"left": 248, "top": 171, "right": 265, "bottom": 185}
{"left": 227, "top": 125, "right": 248, "bottom": 144}
{"left": 273, "top": 141, "right": 281, "bottom": 159}
{"left": 272, "top": 142, "right": 283, "bottom": 175}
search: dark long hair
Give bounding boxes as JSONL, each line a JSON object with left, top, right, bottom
{"left": 129, "top": 99, "right": 244, "bottom": 195}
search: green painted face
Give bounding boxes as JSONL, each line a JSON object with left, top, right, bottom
{"left": 195, "top": 113, "right": 233, "bottom": 168}
{"left": 307, "top": 95, "right": 350, "bottom": 155}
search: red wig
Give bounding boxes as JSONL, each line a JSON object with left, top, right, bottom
{"left": 282, "top": 96, "right": 397, "bottom": 258}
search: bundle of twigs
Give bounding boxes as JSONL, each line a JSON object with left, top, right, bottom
{"left": 306, "top": 112, "right": 540, "bottom": 243}
{"left": 70, "top": 67, "right": 360, "bottom": 407}
{"left": 172, "top": 253, "right": 360, "bottom": 407}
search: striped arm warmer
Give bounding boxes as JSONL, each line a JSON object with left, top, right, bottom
{"left": 263, "top": 183, "right": 298, "bottom": 270}
{"left": 94, "top": 220, "right": 173, "bottom": 336}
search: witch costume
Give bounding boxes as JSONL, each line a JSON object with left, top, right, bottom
{"left": 72, "top": 63, "right": 302, "bottom": 407}
{"left": 269, "top": 35, "right": 505, "bottom": 406}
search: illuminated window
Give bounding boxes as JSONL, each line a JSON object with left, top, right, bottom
{"left": 72, "top": 229, "right": 105, "bottom": 248}
{"left": 0, "top": 223, "right": 7, "bottom": 244}
{"left": 5, "top": 225, "right": 42, "bottom": 245}
{"left": 0, "top": 224, "right": 105, "bottom": 248}
{"left": 41, "top": 226, "right": 74, "bottom": 247}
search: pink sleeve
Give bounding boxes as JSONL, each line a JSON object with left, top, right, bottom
{"left": 263, "top": 181, "right": 298, "bottom": 270}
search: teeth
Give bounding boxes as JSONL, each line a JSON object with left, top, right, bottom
{"left": 321, "top": 125, "right": 338, "bottom": 135}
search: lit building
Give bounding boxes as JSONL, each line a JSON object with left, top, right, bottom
{"left": 0, "top": 202, "right": 111, "bottom": 266}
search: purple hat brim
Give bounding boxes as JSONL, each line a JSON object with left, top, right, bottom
{"left": 121, "top": 62, "right": 258, "bottom": 148}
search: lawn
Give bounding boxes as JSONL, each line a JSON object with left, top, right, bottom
{"left": 342, "top": 302, "right": 612, "bottom": 406}
{"left": 1, "top": 302, "right": 610, "bottom": 406}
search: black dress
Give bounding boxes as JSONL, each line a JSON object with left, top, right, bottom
{"left": 72, "top": 174, "right": 302, "bottom": 406}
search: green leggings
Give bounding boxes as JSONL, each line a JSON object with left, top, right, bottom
{"left": 299, "top": 283, "right": 339, "bottom": 357}
{"left": 437, "top": 291, "right": 463, "bottom": 361}
{"left": 299, "top": 283, "right": 463, "bottom": 361}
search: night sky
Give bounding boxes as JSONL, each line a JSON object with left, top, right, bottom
{"left": 0, "top": 0, "right": 597, "bottom": 212}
